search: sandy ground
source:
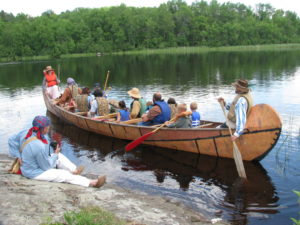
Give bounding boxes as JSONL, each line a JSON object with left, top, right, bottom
{"left": 0, "top": 154, "right": 225, "bottom": 225}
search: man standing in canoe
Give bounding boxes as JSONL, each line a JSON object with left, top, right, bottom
{"left": 8, "top": 115, "right": 106, "bottom": 188}
{"left": 218, "top": 79, "right": 253, "bottom": 141}
{"left": 127, "top": 88, "right": 147, "bottom": 118}
{"left": 140, "top": 92, "right": 171, "bottom": 126}
{"left": 43, "top": 66, "right": 60, "bottom": 99}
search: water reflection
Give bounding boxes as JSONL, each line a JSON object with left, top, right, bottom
{"left": 47, "top": 110, "right": 279, "bottom": 224}
{"left": 1, "top": 51, "right": 300, "bottom": 89}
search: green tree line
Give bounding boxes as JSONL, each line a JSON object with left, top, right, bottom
{"left": 0, "top": 0, "right": 300, "bottom": 60}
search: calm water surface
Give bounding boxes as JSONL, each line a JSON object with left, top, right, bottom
{"left": 0, "top": 51, "right": 300, "bottom": 225}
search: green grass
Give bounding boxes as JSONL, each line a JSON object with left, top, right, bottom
{"left": 1, "top": 43, "right": 300, "bottom": 63}
{"left": 113, "top": 43, "right": 300, "bottom": 55}
{"left": 291, "top": 190, "right": 300, "bottom": 225}
{"left": 41, "top": 206, "right": 127, "bottom": 225}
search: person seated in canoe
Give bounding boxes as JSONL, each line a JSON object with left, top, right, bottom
{"left": 140, "top": 92, "right": 171, "bottom": 126}
{"left": 75, "top": 87, "right": 92, "bottom": 113}
{"left": 8, "top": 115, "right": 106, "bottom": 188}
{"left": 43, "top": 65, "right": 60, "bottom": 99}
{"left": 88, "top": 89, "right": 110, "bottom": 117}
{"left": 127, "top": 87, "right": 147, "bottom": 119}
{"left": 165, "top": 103, "right": 192, "bottom": 128}
{"left": 93, "top": 82, "right": 109, "bottom": 98}
{"left": 116, "top": 100, "right": 131, "bottom": 122}
{"left": 167, "top": 97, "right": 177, "bottom": 119}
{"left": 217, "top": 79, "right": 253, "bottom": 141}
{"left": 190, "top": 102, "right": 201, "bottom": 127}
{"left": 55, "top": 77, "right": 82, "bottom": 108}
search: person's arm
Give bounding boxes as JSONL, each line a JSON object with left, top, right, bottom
{"left": 116, "top": 111, "right": 121, "bottom": 122}
{"left": 57, "top": 88, "right": 70, "bottom": 105}
{"left": 8, "top": 132, "right": 23, "bottom": 159}
{"left": 36, "top": 143, "right": 59, "bottom": 171}
{"left": 130, "top": 101, "right": 140, "bottom": 118}
{"left": 142, "top": 105, "right": 161, "bottom": 122}
{"left": 167, "top": 117, "right": 186, "bottom": 128}
{"left": 89, "top": 100, "right": 98, "bottom": 117}
{"left": 233, "top": 97, "right": 248, "bottom": 139}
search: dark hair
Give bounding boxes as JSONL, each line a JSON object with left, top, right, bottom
{"left": 167, "top": 98, "right": 176, "bottom": 105}
{"left": 82, "top": 87, "right": 90, "bottom": 95}
{"left": 119, "top": 100, "right": 126, "bottom": 109}
{"left": 153, "top": 92, "right": 162, "bottom": 102}
{"left": 93, "top": 89, "right": 103, "bottom": 97}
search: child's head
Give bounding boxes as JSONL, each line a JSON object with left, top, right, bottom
{"left": 93, "top": 89, "right": 103, "bottom": 97}
{"left": 167, "top": 97, "right": 177, "bottom": 105}
{"left": 177, "top": 103, "right": 187, "bottom": 113}
{"left": 82, "top": 87, "right": 90, "bottom": 95}
{"left": 119, "top": 100, "right": 126, "bottom": 109}
{"left": 190, "top": 102, "right": 198, "bottom": 111}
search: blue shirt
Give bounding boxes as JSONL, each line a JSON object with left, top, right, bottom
{"left": 191, "top": 111, "right": 201, "bottom": 127}
{"left": 8, "top": 129, "right": 58, "bottom": 179}
{"left": 119, "top": 109, "right": 130, "bottom": 121}
{"left": 226, "top": 97, "right": 248, "bottom": 137}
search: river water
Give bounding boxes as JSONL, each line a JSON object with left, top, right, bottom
{"left": 0, "top": 51, "right": 299, "bottom": 225}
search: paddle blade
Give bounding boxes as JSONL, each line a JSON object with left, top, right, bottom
{"left": 125, "top": 131, "right": 154, "bottom": 152}
{"left": 233, "top": 142, "right": 247, "bottom": 179}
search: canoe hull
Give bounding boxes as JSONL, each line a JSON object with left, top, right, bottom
{"left": 43, "top": 91, "right": 281, "bottom": 161}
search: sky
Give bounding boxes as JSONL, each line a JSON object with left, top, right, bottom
{"left": 1, "top": 0, "right": 299, "bottom": 17}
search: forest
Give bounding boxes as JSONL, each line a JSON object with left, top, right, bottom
{"left": 0, "top": 0, "right": 300, "bottom": 60}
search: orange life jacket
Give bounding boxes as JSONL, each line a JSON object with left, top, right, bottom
{"left": 44, "top": 72, "right": 58, "bottom": 87}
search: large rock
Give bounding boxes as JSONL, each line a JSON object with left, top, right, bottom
{"left": 0, "top": 155, "right": 215, "bottom": 225}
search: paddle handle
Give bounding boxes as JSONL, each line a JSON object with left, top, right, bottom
{"left": 219, "top": 102, "right": 233, "bottom": 136}
{"left": 152, "top": 117, "right": 176, "bottom": 133}
{"left": 104, "top": 70, "right": 110, "bottom": 91}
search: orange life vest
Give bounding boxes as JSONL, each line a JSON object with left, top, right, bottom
{"left": 44, "top": 72, "right": 58, "bottom": 87}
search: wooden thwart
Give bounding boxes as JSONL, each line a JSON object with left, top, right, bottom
{"left": 120, "top": 118, "right": 142, "bottom": 124}
{"left": 94, "top": 113, "right": 117, "bottom": 119}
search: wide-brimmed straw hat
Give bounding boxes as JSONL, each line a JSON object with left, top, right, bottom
{"left": 127, "top": 87, "right": 141, "bottom": 99}
{"left": 45, "top": 66, "right": 54, "bottom": 72}
{"left": 232, "top": 79, "right": 249, "bottom": 92}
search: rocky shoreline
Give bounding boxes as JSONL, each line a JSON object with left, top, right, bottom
{"left": 0, "top": 154, "right": 224, "bottom": 225}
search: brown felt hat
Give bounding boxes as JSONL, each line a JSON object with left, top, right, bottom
{"left": 232, "top": 79, "right": 249, "bottom": 92}
{"left": 45, "top": 66, "right": 54, "bottom": 72}
{"left": 127, "top": 87, "right": 141, "bottom": 99}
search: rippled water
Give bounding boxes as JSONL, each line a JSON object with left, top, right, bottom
{"left": 0, "top": 52, "right": 300, "bottom": 224}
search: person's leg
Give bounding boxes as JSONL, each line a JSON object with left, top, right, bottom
{"left": 56, "top": 153, "right": 77, "bottom": 172}
{"left": 34, "top": 169, "right": 90, "bottom": 187}
{"left": 52, "top": 85, "right": 60, "bottom": 99}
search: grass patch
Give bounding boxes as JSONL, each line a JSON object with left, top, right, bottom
{"left": 42, "top": 206, "right": 127, "bottom": 225}
{"left": 113, "top": 43, "right": 300, "bottom": 55}
{"left": 1, "top": 43, "right": 300, "bottom": 63}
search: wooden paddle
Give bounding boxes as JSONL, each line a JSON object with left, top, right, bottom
{"left": 219, "top": 102, "right": 247, "bottom": 179}
{"left": 125, "top": 117, "right": 176, "bottom": 152}
{"left": 104, "top": 70, "right": 110, "bottom": 91}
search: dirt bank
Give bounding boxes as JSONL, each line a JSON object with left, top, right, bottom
{"left": 0, "top": 154, "right": 225, "bottom": 225}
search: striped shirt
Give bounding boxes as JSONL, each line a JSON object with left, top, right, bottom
{"left": 226, "top": 97, "right": 248, "bottom": 137}
{"left": 191, "top": 111, "right": 201, "bottom": 127}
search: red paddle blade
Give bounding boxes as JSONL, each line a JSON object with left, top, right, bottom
{"left": 125, "top": 131, "right": 154, "bottom": 152}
